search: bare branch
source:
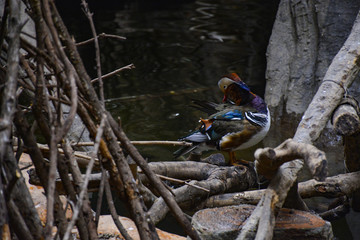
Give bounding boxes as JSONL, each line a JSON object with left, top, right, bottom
{"left": 108, "top": 115, "right": 201, "bottom": 240}
{"left": 63, "top": 114, "right": 106, "bottom": 240}
{"left": 156, "top": 174, "right": 210, "bottom": 193}
{"left": 95, "top": 168, "right": 106, "bottom": 227}
{"left": 0, "top": 0, "right": 21, "bottom": 159}
{"left": 91, "top": 63, "right": 135, "bottom": 83}
{"left": 76, "top": 32, "right": 126, "bottom": 47}
{"left": 45, "top": 126, "right": 58, "bottom": 239}
{"left": 71, "top": 140, "right": 193, "bottom": 147}
{"left": 81, "top": 0, "right": 104, "bottom": 104}
{"left": 104, "top": 169, "right": 133, "bottom": 240}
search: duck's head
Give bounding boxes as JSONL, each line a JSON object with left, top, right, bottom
{"left": 218, "top": 73, "right": 253, "bottom": 105}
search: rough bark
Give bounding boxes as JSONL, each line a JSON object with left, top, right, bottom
{"left": 265, "top": 0, "right": 360, "bottom": 117}
{"left": 299, "top": 171, "right": 360, "bottom": 199}
{"left": 332, "top": 97, "right": 360, "bottom": 136}
{"left": 237, "top": 7, "right": 360, "bottom": 238}
{"left": 0, "top": 0, "right": 21, "bottom": 237}
{"left": 144, "top": 162, "right": 256, "bottom": 224}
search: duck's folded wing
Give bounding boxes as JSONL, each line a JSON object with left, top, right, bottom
{"left": 244, "top": 111, "right": 268, "bottom": 127}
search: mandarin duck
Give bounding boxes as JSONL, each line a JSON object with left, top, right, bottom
{"left": 174, "top": 73, "right": 270, "bottom": 165}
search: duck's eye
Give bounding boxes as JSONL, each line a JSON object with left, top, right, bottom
{"left": 223, "top": 85, "right": 227, "bottom": 89}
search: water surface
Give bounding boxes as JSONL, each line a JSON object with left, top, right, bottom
{"left": 59, "top": 0, "right": 278, "bottom": 162}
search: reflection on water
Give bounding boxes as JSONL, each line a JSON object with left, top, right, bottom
{"left": 59, "top": 0, "right": 278, "bottom": 162}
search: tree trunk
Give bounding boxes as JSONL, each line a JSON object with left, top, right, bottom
{"left": 265, "top": 0, "right": 360, "bottom": 146}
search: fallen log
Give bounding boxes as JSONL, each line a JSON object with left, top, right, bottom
{"left": 200, "top": 171, "right": 360, "bottom": 208}
{"left": 192, "top": 205, "right": 333, "bottom": 240}
{"left": 138, "top": 161, "right": 257, "bottom": 224}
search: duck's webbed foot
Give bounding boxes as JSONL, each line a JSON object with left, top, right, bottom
{"left": 228, "top": 151, "right": 251, "bottom": 167}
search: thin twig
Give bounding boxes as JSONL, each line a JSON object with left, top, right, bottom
{"left": 156, "top": 174, "right": 210, "bottom": 192}
{"left": 95, "top": 164, "right": 106, "bottom": 228}
{"left": 104, "top": 169, "right": 133, "bottom": 240}
{"left": 91, "top": 63, "right": 135, "bottom": 83}
{"left": 61, "top": 139, "right": 96, "bottom": 239}
{"left": 53, "top": 59, "right": 78, "bottom": 143}
{"left": 104, "top": 85, "right": 213, "bottom": 103}
{"left": 41, "top": 0, "right": 78, "bottom": 143}
{"left": 45, "top": 126, "right": 58, "bottom": 239}
{"left": 63, "top": 114, "right": 107, "bottom": 240}
{"left": 13, "top": 143, "right": 98, "bottom": 164}
{"left": 71, "top": 140, "right": 193, "bottom": 147}
{"left": 81, "top": 0, "right": 104, "bottom": 104}
{"left": 76, "top": 32, "right": 126, "bottom": 47}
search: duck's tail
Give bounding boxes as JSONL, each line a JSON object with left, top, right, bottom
{"left": 173, "top": 145, "right": 198, "bottom": 159}
{"left": 173, "top": 130, "right": 208, "bottom": 158}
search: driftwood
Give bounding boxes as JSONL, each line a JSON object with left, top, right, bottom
{"left": 200, "top": 171, "right": 360, "bottom": 209}
{"left": 237, "top": 8, "right": 360, "bottom": 239}
{"left": 332, "top": 96, "right": 360, "bottom": 136}
{"left": 28, "top": 156, "right": 360, "bottom": 222}
{"left": 139, "top": 161, "right": 257, "bottom": 224}
{"left": 255, "top": 139, "right": 327, "bottom": 180}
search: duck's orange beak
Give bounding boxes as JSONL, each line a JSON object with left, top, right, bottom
{"left": 200, "top": 118, "right": 213, "bottom": 130}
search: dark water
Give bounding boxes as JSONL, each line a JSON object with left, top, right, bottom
{"left": 57, "top": 1, "right": 358, "bottom": 239}
{"left": 58, "top": 0, "right": 278, "bottom": 163}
